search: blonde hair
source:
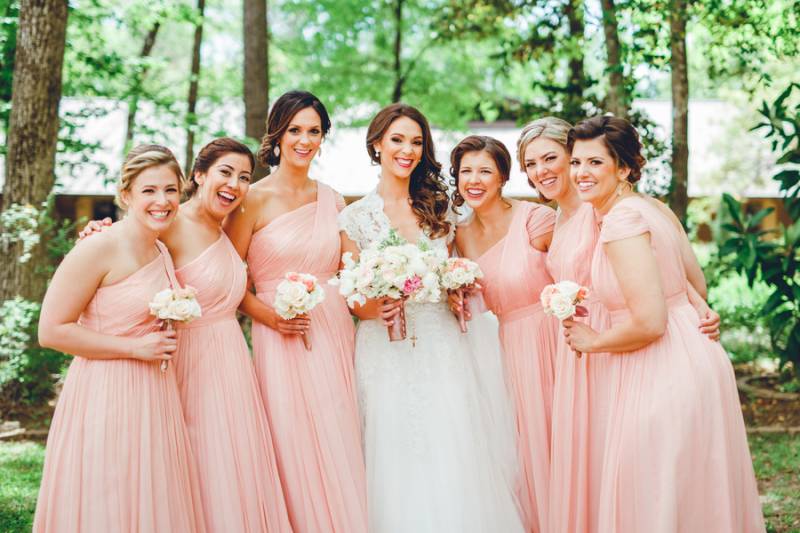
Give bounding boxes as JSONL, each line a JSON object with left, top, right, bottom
{"left": 115, "top": 144, "right": 184, "bottom": 208}
{"left": 516, "top": 116, "right": 572, "bottom": 171}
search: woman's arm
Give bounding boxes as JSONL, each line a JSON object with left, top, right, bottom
{"left": 340, "top": 231, "right": 403, "bottom": 325}
{"left": 38, "top": 236, "right": 176, "bottom": 362}
{"left": 564, "top": 233, "right": 667, "bottom": 353}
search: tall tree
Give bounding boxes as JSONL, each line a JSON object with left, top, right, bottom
{"left": 563, "top": 0, "right": 586, "bottom": 119}
{"left": 391, "top": 0, "right": 404, "bottom": 102}
{"left": 600, "top": 0, "right": 628, "bottom": 118}
{"left": 125, "top": 20, "right": 161, "bottom": 150}
{"left": 184, "top": 0, "right": 205, "bottom": 177}
{"left": 1, "top": 0, "right": 68, "bottom": 302}
{"left": 243, "top": 0, "right": 269, "bottom": 180}
{"left": 669, "top": 0, "right": 689, "bottom": 223}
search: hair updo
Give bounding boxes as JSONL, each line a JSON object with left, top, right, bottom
{"left": 115, "top": 144, "right": 183, "bottom": 208}
{"left": 449, "top": 135, "right": 511, "bottom": 208}
{"left": 185, "top": 137, "right": 255, "bottom": 197}
{"left": 567, "top": 115, "right": 646, "bottom": 183}
{"left": 257, "top": 90, "right": 331, "bottom": 167}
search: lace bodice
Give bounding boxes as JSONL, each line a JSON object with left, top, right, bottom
{"left": 338, "top": 188, "right": 456, "bottom": 252}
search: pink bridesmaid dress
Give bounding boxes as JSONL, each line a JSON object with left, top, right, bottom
{"left": 173, "top": 233, "right": 292, "bottom": 532}
{"left": 546, "top": 202, "right": 613, "bottom": 533}
{"left": 476, "top": 201, "right": 558, "bottom": 533}
{"left": 247, "top": 183, "right": 368, "bottom": 533}
{"left": 33, "top": 242, "right": 206, "bottom": 533}
{"left": 591, "top": 196, "right": 765, "bottom": 532}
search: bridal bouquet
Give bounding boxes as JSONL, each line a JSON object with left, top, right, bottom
{"left": 332, "top": 230, "right": 445, "bottom": 341}
{"left": 274, "top": 272, "right": 326, "bottom": 350}
{"left": 438, "top": 257, "right": 483, "bottom": 333}
{"left": 540, "top": 280, "right": 589, "bottom": 321}
{"left": 149, "top": 286, "right": 202, "bottom": 371}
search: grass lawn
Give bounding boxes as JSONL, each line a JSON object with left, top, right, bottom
{"left": 1, "top": 434, "right": 798, "bottom": 532}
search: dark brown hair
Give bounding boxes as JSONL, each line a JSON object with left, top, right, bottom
{"left": 449, "top": 135, "right": 511, "bottom": 208}
{"left": 257, "top": 90, "right": 331, "bottom": 167}
{"left": 567, "top": 115, "right": 646, "bottom": 183}
{"left": 186, "top": 137, "right": 255, "bottom": 197}
{"left": 366, "top": 103, "right": 451, "bottom": 239}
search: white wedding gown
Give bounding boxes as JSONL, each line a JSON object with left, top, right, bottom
{"left": 339, "top": 190, "right": 525, "bottom": 533}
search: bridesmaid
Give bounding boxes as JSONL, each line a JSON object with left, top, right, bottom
{"left": 164, "top": 138, "right": 291, "bottom": 532}
{"left": 34, "top": 145, "right": 206, "bottom": 532}
{"left": 563, "top": 116, "right": 765, "bottom": 532}
{"left": 449, "top": 135, "right": 557, "bottom": 533}
{"left": 79, "top": 139, "right": 292, "bottom": 532}
{"left": 517, "top": 117, "right": 722, "bottom": 533}
{"left": 225, "top": 90, "right": 368, "bottom": 533}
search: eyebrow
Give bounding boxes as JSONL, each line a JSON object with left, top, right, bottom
{"left": 217, "top": 163, "right": 234, "bottom": 171}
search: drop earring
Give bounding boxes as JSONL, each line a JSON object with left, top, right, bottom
{"left": 240, "top": 201, "right": 245, "bottom": 214}
{"left": 273, "top": 145, "right": 280, "bottom": 157}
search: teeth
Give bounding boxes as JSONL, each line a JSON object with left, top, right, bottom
{"left": 150, "top": 210, "right": 169, "bottom": 219}
{"left": 218, "top": 192, "right": 235, "bottom": 201}
{"left": 466, "top": 188, "right": 484, "bottom": 196}
{"left": 397, "top": 158, "right": 412, "bottom": 166}
{"left": 577, "top": 182, "right": 595, "bottom": 191}
{"left": 540, "top": 177, "right": 557, "bottom": 186}
{"left": 295, "top": 149, "right": 311, "bottom": 155}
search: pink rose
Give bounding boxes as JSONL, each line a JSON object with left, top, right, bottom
{"left": 403, "top": 275, "right": 423, "bottom": 295}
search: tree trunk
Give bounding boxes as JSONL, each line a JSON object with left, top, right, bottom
{"left": 243, "top": 0, "right": 269, "bottom": 180}
{"left": 563, "top": 0, "right": 585, "bottom": 120}
{"left": 669, "top": 0, "right": 689, "bottom": 224}
{"left": 184, "top": 0, "right": 205, "bottom": 177}
{"left": 600, "top": 0, "right": 628, "bottom": 118}
{"left": 125, "top": 21, "right": 161, "bottom": 151}
{"left": 391, "top": 0, "right": 403, "bottom": 103}
{"left": 1, "top": 0, "right": 68, "bottom": 302}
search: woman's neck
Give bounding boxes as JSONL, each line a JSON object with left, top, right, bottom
{"left": 376, "top": 171, "right": 410, "bottom": 203}
{"left": 555, "top": 184, "right": 583, "bottom": 218}
{"left": 473, "top": 194, "right": 513, "bottom": 232}
{"left": 596, "top": 187, "right": 634, "bottom": 216}
{"left": 272, "top": 162, "right": 311, "bottom": 190}
{"left": 181, "top": 195, "right": 223, "bottom": 230}
{"left": 119, "top": 215, "right": 159, "bottom": 255}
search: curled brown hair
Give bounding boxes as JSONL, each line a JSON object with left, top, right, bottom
{"left": 449, "top": 135, "right": 511, "bottom": 208}
{"left": 257, "top": 90, "right": 331, "bottom": 167}
{"left": 366, "top": 103, "right": 451, "bottom": 239}
{"left": 186, "top": 137, "right": 255, "bottom": 197}
{"left": 567, "top": 116, "right": 646, "bottom": 183}
{"left": 115, "top": 144, "right": 183, "bottom": 208}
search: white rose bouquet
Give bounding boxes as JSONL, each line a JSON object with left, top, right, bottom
{"left": 540, "top": 281, "right": 589, "bottom": 320}
{"left": 274, "top": 272, "right": 326, "bottom": 350}
{"left": 149, "top": 286, "right": 202, "bottom": 371}
{"left": 439, "top": 257, "right": 483, "bottom": 333}
{"left": 331, "top": 230, "right": 445, "bottom": 342}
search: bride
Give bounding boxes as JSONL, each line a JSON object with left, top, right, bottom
{"left": 338, "top": 103, "right": 525, "bottom": 532}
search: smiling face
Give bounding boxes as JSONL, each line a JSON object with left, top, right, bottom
{"left": 277, "top": 107, "right": 323, "bottom": 169}
{"left": 194, "top": 152, "right": 252, "bottom": 218}
{"left": 120, "top": 165, "right": 181, "bottom": 233}
{"left": 457, "top": 150, "right": 505, "bottom": 210}
{"left": 523, "top": 137, "right": 572, "bottom": 201}
{"left": 569, "top": 137, "right": 631, "bottom": 208}
{"left": 372, "top": 116, "right": 423, "bottom": 180}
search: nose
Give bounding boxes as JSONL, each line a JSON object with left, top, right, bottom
{"left": 155, "top": 190, "right": 170, "bottom": 204}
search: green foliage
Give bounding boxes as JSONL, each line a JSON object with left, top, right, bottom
{"left": 0, "top": 0, "right": 18, "bottom": 138}
{"left": 0, "top": 298, "right": 68, "bottom": 405}
{"left": 718, "top": 84, "right": 800, "bottom": 378}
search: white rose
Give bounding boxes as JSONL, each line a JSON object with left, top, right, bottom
{"left": 149, "top": 288, "right": 174, "bottom": 314}
{"left": 168, "top": 298, "right": 202, "bottom": 322}
{"left": 548, "top": 293, "right": 576, "bottom": 320}
{"left": 556, "top": 280, "right": 581, "bottom": 302}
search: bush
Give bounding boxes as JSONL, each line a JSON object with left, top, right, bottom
{"left": 0, "top": 298, "right": 68, "bottom": 405}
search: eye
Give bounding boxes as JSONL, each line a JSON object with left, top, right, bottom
{"left": 591, "top": 159, "right": 602, "bottom": 166}
{"left": 310, "top": 128, "right": 321, "bottom": 135}
{"left": 220, "top": 169, "right": 231, "bottom": 176}
{"left": 166, "top": 186, "right": 179, "bottom": 193}
{"left": 142, "top": 188, "right": 155, "bottom": 194}
{"left": 391, "top": 136, "right": 402, "bottom": 143}
{"left": 546, "top": 156, "right": 556, "bottom": 162}
{"left": 525, "top": 161, "right": 535, "bottom": 168}
{"left": 239, "top": 175, "right": 251, "bottom": 183}
{"left": 413, "top": 140, "right": 423, "bottom": 146}
{"left": 288, "top": 127, "right": 300, "bottom": 134}
{"left": 569, "top": 159, "right": 579, "bottom": 166}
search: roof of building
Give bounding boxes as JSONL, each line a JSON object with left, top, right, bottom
{"left": 0, "top": 97, "right": 782, "bottom": 199}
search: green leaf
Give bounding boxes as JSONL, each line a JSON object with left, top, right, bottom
{"left": 721, "top": 193, "right": 743, "bottom": 227}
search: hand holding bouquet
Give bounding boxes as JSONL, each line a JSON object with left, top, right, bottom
{"left": 541, "top": 281, "right": 590, "bottom": 358}
{"left": 274, "top": 272, "right": 326, "bottom": 350}
{"left": 149, "top": 286, "right": 202, "bottom": 371}
{"left": 331, "top": 230, "right": 445, "bottom": 342}
{"left": 439, "top": 257, "right": 483, "bottom": 333}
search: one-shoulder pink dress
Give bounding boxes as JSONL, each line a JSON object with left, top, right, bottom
{"left": 174, "top": 234, "right": 292, "bottom": 532}
{"left": 247, "top": 183, "right": 368, "bottom": 533}
{"left": 33, "top": 242, "right": 206, "bottom": 533}
{"left": 591, "top": 196, "right": 765, "bottom": 532}
{"left": 546, "top": 202, "right": 613, "bottom": 533}
{"left": 476, "top": 201, "right": 557, "bottom": 533}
